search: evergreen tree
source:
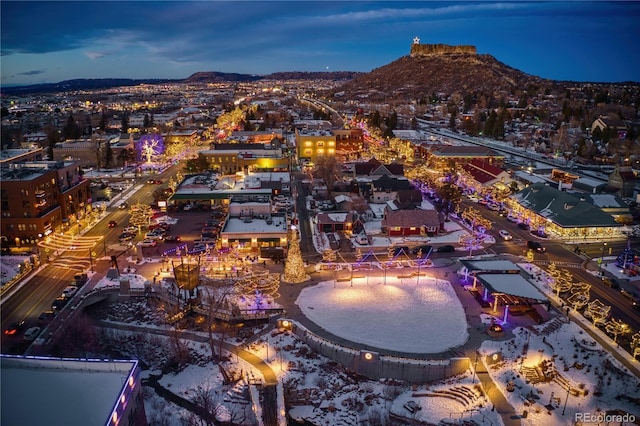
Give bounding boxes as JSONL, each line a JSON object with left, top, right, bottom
{"left": 46, "top": 127, "right": 60, "bottom": 160}
{"left": 143, "top": 113, "right": 150, "bottom": 128}
{"left": 99, "top": 112, "right": 107, "bottom": 131}
{"left": 62, "top": 114, "right": 81, "bottom": 140}
{"left": 104, "top": 143, "right": 113, "bottom": 168}
{"left": 121, "top": 111, "right": 129, "bottom": 133}
{"left": 387, "top": 110, "right": 398, "bottom": 130}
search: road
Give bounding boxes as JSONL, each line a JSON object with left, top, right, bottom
{"left": 0, "top": 162, "right": 182, "bottom": 353}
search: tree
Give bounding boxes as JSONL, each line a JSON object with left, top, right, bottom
{"left": 129, "top": 203, "right": 153, "bottom": 232}
{"left": 314, "top": 155, "right": 341, "bottom": 197}
{"left": 62, "top": 114, "right": 81, "bottom": 140}
{"left": 143, "top": 113, "right": 150, "bottom": 129}
{"left": 99, "top": 111, "right": 107, "bottom": 132}
{"left": 104, "top": 142, "right": 113, "bottom": 168}
{"left": 437, "top": 180, "right": 463, "bottom": 215}
{"left": 45, "top": 126, "right": 60, "bottom": 160}
{"left": 120, "top": 111, "right": 129, "bottom": 133}
{"left": 117, "top": 147, "right": 135, "bottom": 167}
{"left": 283, "top": 230, "right": 309, "bottom": 283}
{"left": 186, "top": 153, "right": 210, "bottom": 173}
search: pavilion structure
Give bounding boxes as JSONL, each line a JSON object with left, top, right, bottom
{"left": 459, "top": 258, "right": 549, "bottom": 324}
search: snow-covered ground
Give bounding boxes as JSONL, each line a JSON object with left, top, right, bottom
{"left": 480, "top": 320, "right": 640, "bottom": 425}
{"left": 0, "top": 255, "right": 37, "bottom": 286}
{"left": 297, "top": 276, "right": 469, "bottom": 353}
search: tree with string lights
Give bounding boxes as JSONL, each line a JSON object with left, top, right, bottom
{"left": 135, "top": 133, "right": 165, "bottom": 164}
{"left": 283, "top": 230, "right": 309, "bottom": 283}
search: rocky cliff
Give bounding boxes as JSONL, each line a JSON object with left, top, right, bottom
{"left": 410, "top": 43, "right": 477, "bottom": 56}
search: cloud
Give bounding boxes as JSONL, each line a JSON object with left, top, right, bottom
{"left": 18, "top": 70, "right": 45, "bottom": 76}
{"left": 85, "top": 52, "right": 105, "bottom": 60}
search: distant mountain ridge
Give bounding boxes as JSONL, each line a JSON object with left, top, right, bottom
{"left": 3, "top": 47, "right": 636, "bottom": 97}
{"left": 1, "top": 71, "right": 363, "bottom": 95}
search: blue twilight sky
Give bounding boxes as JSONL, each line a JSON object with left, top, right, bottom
{"left": 1, "top": 1, "right": 639, "bottom": 87}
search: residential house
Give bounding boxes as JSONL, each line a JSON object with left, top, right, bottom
{"left": 608, "top": 165, "right": 637, "bottom": 198}
{"left": 381, "top": 209, "right": 440, "bottom": 237}
{"left": 591, "top": 116, "right": 628, "bottom": 139}
{"left": 369, "top": 175, "right": 413, "bottom": 203}
{"left": 316, "top": 212, "right": 354, "bottom": 233}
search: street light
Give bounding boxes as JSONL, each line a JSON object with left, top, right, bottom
{"left": 599, "top": 242, "right": 607, "bottom": 275}
{"left": 472, "top": 351, "right": 480, "bottom": 384}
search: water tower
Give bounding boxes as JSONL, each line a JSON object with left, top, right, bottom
{"left": 172, "top": 257, "right": 200, "bottom": 295}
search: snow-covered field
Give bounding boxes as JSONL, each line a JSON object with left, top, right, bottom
{"left": 297, "top": 277, "right": 469, "bottom": 353}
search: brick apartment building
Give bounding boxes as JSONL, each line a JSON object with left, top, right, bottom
{"left": 1, "top": 160, "right": 90, "bottom": 246}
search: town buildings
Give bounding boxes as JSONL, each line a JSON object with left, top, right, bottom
{"left": 1, "top": 155, "right": 90, "bottom": 245}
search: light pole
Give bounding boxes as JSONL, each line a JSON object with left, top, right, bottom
{"left": 472, "top": 351, "right": 480, "bottom": 384}
{"left": 599, "top": 242, "right": 607, "bottom": 275}
{"left": 416, "top": 253, "right": 422, "bottom": 286}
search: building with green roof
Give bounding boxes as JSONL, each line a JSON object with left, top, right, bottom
{"left": 510, "top": 183, "right": 624, "bottom": 240}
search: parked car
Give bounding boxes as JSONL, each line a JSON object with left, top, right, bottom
{"left": 507, "top": 214, "right": 518, "bottom": 223}
{"left": 601, "top": 276, "right": 620, "bottom": 289}
{"left": 23, "top": 327, "right": 41, "bottom": 341}
{"left": 145, "top": 231, "right": 165, "bottom": 240}
{"left": 621, "top": 289, "right": 640, "bottom": 304}
{"left": 527, "top": 240, "right": 545, "bottom": 253}
{"left": 62, "top": 285, "right": 78, "bottom": 299}
{"left": 51, "top": 297, "right": 68, "bottom": 311}
{"left": 124, "top": 226, "right": 138, "bottom": 234}
{"left": 74, "top": 273, "right": 88, "bottom": 286}
{"left": 4, "top": 320, "right": 25, "bottom": 336}
{"left": 108, "top": 220, "right": 117, "bottom": 228}
{"left": 517, "top": 222, "right": 530, "bottom": 230}
{"left": 119, "top": 232, "right": 135, "bottom": 242}
{"left": 437, "top": 245, "right": 456, "bottom": 253}
{"left": 498, "top": 230, "right": 513, "bottom": 241}
{"left": 139, "top": 239, "right": 158, "bottom": 247}
{"left": 148, "top": 222, "right": 170, "bottom": 231}
{"left": 210, "top": 211, "right": 225, "bottom": 219}
{"left": 412, "top": 245, "right": 433, "bottom": 255}
{"left": 38, "top": 310, "right": 56, "bottom": 323}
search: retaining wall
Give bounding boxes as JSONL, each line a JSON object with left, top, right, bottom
{"left": 291, "top": 321, "right": 470, "bottom": 383}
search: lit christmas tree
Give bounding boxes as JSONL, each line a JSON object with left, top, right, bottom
{"left": 282, "top": 230, "right": 310, "bottom": 283}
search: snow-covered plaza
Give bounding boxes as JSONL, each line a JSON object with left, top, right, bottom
{"left": 297, "top": 276, "right": 469, "bottom": 353}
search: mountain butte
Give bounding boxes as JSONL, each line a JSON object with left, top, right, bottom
{"left": 330, "top": 42, "right": 552, "bottom": 101}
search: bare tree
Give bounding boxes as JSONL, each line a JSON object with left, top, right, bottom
{"left": 314, "top": 156, "right": 342, "bottom": 198}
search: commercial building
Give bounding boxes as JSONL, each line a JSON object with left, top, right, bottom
{"left": 1, "top": 160, "right": 90, "bottom": 245}
{"left": 1, "top": 355, "right": 147, "bottom": 426}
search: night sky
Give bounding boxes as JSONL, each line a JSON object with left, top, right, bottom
{"left": 1, "top": 1, "right": 639, "bottom": 86}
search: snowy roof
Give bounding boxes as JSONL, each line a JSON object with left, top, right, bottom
{"left": 476, "top": 274, "right": 547, "bottom": 300}
{"left": 460, "top": 259, "right": 520, "bottom": 272}
{"left": 222, "top": 217, "right": 289, "bottom": 234}
{"left": 1, "top": 355, "right": 138, "bottom": 426}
